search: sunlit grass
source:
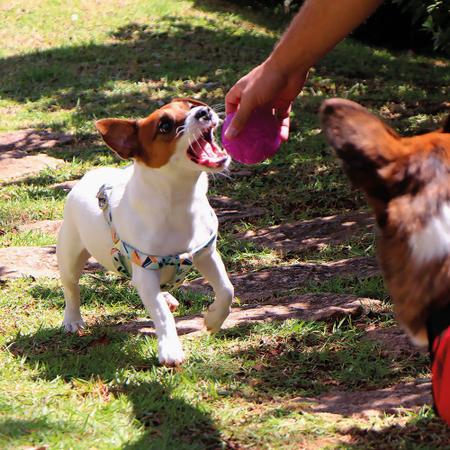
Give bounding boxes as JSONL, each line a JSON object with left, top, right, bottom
{"left": 1, "top": 0, "right": 449, "bottom": 447}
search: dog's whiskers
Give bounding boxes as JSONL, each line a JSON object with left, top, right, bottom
{"left": 175, "top": 125, "right": 186, "bottom": 138}
{"left": 216, "top": 169, "right": 232, "bottom": 180}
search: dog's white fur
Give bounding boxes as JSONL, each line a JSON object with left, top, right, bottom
{"left": 409, "top": 203, "right": 450, "bottom": 265}
{"left": 57, "top": 104, "right": 234, "bottom": 366}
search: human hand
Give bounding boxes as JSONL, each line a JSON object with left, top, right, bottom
{"left": 225, "top": 60, "right": 308, "bottom": 141}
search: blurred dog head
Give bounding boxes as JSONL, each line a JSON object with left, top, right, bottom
{"left": 321, "top": 98, "right": 450, "bottom": 345}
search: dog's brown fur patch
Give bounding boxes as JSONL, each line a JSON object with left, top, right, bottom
{"left": 95, "top": 98, "right": 207, "bottom": 167}
{"left": 321, "top": 98, "right": 450, "bottom": 344}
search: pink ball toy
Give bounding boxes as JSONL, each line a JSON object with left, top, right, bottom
{"left": 221, "top": 107, "right": 282, "bottom": 164}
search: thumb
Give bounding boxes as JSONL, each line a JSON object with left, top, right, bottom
{"left": 225, "top": 99, "right": 254, "bottom": 139}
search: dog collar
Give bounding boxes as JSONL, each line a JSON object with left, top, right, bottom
{"left": 96, "top": 183, "right": 216, "bottom": 290}
{"left": 427, "top": 303, "right": 450, "bottom": 426}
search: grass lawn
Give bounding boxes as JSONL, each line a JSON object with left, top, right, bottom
{"left": 1, "top": 0, "right": 450, "bottom": 448}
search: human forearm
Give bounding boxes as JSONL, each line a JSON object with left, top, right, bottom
{"left": 224, "top": 0, "right": 384, "bottom": 139}
{"left": 267, "top": 0, "right": 384, "bottom": 75}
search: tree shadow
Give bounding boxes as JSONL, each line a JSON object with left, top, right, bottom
{"left": 0, "top": 17, "right": 274, "bottom": 114}
{"left": 0, "top": 418, "right": 67, "bottom": 447}
{"left": 106, "top": 311, "right": 428, "bottom": 404}
{"left": 0, "top": 382, "right": 223, "bottom": 450}
{"left": 194, "top": 0, "right": 447, "bottom": 57}
{"left": 192, "top": 0, "right": 289, "bottom": 32}
{"left": 28, "top": 274, "right": 141, "bottom": 310}
{"left": 341, "top": 417, "right": 450, "bottom": 449}
{"left": 2, "top": 11, "right": 448, "bottom": 128}
{"left": 235, "top": 210, "right": 374, "bottom": 255}
{"left": 121, "top": 381, "right": 224, "bottom": 450}
{"left": 188, "top": 257, "right": 380, "bottom": 303}
{"left": 201, "top": 321, "right": 428, "bottom": 399}
{"left": 6, "top": 326, "right": 224, "bottom": 448}
{"left": 4, "top": 311, "right": 431, "bottom": 446}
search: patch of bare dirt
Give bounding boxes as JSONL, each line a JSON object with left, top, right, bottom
{"left": 302, "top": 379, "right": 432, "bottom": 418}
{"left": 209, "top": 195, "right": 266, "bottom": 224}
{"left": 0, "top": 129, "right": 74, "bottom": 182}
{"left": 18, "top": 220, "right": 62, "bottom": 235}
{"left": 0, "top": 246, "right": 100, "bottom": 280}
{"left": 117, "top": 293, "right": 382, "bottom": 336}
{"left": 364, "top": 325, "right": 426, "bottom": 357}
{"left": 0, "top": 129, "right": 73, "bottom": 152}
{"left": 186, "top": 257, "right": 379, "bottom": 302}
{"left": 0, "top": 150, "right": 61, "bottom": 182}
{"left": 236, "top": 211, "right": 374, "bottom": 254}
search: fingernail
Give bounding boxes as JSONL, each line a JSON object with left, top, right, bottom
{"left": 225, "top": 126, "right": 237, "bottom": 139}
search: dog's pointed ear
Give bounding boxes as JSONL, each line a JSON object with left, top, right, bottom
{"left": 95, "top": 119, "right": 141, "bottom": 159}
{"left": 320, "top": 98, "right": 401, "bottom": 166}
{"left": 443, "top": 114, "right": 450, "bottom": 133}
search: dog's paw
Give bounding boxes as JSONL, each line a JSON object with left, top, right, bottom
{"left": 161, "top": 292, "right": 179, "bottom": 312}
{"left": 158, "top": 338, "right": 185, "bottom": 367}
{"left": 204, "top": 304, "right": 231, "bottom": 333}
{"left": 63, "top": 319, "right": 86, "bottom": 333}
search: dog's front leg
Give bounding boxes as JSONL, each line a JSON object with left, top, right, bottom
{"left": 132, "top": 265, "right": 185, "bottom": 366}
{"left": 193, "top": 246, "right": 234, "bottom": 332}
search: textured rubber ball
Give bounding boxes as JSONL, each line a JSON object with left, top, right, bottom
{"left": 221, "top": 108, "right": 282, "bottom": 164}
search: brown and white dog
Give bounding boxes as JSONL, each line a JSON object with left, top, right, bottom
{"left": 57, "top": 98, "right": 234, "bottom": 366}
{"left": 320, "top": 98, "right": 450, "bottom": 345}
{"left": 321, "top": 98, "right": 450, "bottom": 422}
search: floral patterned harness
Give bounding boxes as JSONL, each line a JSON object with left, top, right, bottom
{"left": 96, "top": 184, "right": 216, "bottom": 290}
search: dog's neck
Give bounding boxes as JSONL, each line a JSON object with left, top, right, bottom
{"left": 128, "top": 160, "right": 207, "bottom": 209}
{"left": 113, "top": 161, "right": 213, "bottom": 255}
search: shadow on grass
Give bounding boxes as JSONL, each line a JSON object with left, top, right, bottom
{"left": 207, "top": 321, "right": 428, "bottom": 397}
{"left": 121, "top": 381, "right": 224, "bottom": 450}
{"left": 0, "top": 383, "right": 223, "bottom": 450}
{"left": 6, "top": 316, "right": 425, "bottom": 395}
{"left": 0, "top": 17, "right": 274, "bottom": 117}
{"left": 2, "top": 11, "right": 448, "bottom": 219}
{"left": 4, "top": 314, "right": 432, "bottom": 446}
{"left": 2, "top": 12, "right": 448, "bottom": 126}
{"left": 0, "top": 418, "right": 67, "bottom": 445}
{"left": 6, "top": 326, "right": 224, "bottom": 449}
{"left": 27, "top": 275, "right": 211, "bottom": 317}
{"left": 341, "top": 417, "right": 450, "bottom": 449}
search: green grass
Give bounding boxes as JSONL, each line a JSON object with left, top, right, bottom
{"left": 0, "top": 276, "right": 430, "bottom": 448}
{"left": 1, "top": 0, "right": 450, "bottom": 448}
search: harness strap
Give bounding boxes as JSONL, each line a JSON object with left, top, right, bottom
{"left": 96, "top": 183, "right": 216, "bottom": 288}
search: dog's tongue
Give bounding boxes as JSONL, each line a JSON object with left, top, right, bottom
{"left": 193, "top": 140, "right": 215, "bottom": 159}
{"left": 191, "top": 138, "right": 226, "bottom": 167}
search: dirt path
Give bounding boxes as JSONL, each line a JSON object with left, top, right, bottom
{"left": 0, "top": 129, "right": 73, "bottom": 182}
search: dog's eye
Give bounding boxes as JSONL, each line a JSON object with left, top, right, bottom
{"left": 158, "top": 119, "right": 174, "bottom": 134}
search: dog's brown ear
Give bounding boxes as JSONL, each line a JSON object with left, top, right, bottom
{"left": 320, "top": 99, "right": 401, "bottom": 166}
{"left": 95, "top": 119, "right": 142, "bottom": 159}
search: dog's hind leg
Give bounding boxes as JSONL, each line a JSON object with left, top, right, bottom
{"left": 57, "top": 220, "right": 90, "bottom": 333}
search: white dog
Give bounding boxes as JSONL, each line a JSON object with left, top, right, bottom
{"left": 57, "top": 98, "right": 234, "bottom": 366}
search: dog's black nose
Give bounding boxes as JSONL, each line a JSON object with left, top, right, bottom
{"left": 195, "top": 108, "right": 212, "bottom": 121}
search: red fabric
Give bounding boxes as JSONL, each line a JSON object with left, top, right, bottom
{"left": 431, "top": 326, "right": 450, "bottom": 425}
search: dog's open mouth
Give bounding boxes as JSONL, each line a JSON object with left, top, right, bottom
{"left": 187, "top": 126, "right": 229, "bottom": 168}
